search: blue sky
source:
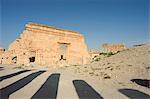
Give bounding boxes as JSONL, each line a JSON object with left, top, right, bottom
{"left": 0, "top": 0, "right": 149, "bottom": 50}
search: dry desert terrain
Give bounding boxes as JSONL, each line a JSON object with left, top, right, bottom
{"left": 0, "top": 44, "right": 150, "bottom": 99}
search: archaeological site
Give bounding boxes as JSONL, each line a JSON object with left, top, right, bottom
{"left": 102, "top": 43, "right": 126, "bottom": 53}
{"left": 0, "top": 23, "right": 89, "bottom": 66}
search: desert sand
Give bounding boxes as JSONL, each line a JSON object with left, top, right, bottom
{"left": 0, "top": 44, "right": 150, "bottom": 99}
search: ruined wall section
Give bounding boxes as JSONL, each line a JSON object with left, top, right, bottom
{"left": 5, "top": 23, "right": 89, "bottom": 66}
{"left": 67, "top": 37, "right": 89, "bottom": 64}
{"left": 0, "top": 48, "right": 5, "bottom": 64}
{"left": 25, "top": 23, "right": 89, "bottom": 65}
{"left": 102, "top": 43, "right": 126, "bottom": 53}
{"left": 8, "top": 29, "right": 59, "bottom": 66}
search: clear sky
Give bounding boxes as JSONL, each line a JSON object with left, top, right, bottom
{"left": 0, "top": 0, "right": 149, "bottom": 50}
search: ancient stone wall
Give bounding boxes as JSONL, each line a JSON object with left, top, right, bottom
{"left": 102, "top": 43, "right": 126, "bottom": 53}
{"left": 2, "top": 23, "right": 89, "bottom": 66}
{"left": 0, "top": 48, "right": 5, "bottom": 64}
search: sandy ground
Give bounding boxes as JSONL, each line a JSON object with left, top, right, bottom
{"left": 0, "top": 45, "right": 150, "bottom": 99}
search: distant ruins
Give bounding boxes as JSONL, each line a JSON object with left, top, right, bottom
{"left": 0, "top": 23, "right": 89, "bottom": 66}
{"left": 102, "top": 43, "right": 126, "bottom": 53}
{"left": 89, "top": 49, "right": 100, "bottom": 59}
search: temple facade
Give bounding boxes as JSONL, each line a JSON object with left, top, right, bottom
{"left": 1, "top": 23, "right": 89, "bottom": 66}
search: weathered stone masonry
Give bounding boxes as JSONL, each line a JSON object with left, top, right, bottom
{"left": 1, "top": 23, "right": 89, "bottom": 66}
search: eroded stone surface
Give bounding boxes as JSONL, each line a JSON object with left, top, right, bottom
{"left": 0, "top": 48, "right": 5, "bottom": 64}
{"left": 102, "top": 43, "right": 126, "bottom": 53}
{"left": 1, "top": 23, "right": 89, "bottom": 67}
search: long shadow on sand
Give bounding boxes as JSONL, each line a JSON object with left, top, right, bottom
{"left": 131, "top": 79, "right": 150, "bottom": 88}
{"left": 31, "top": 73, "right": 60, "bottom": 99}
{"left": 73, "top": 80, "right": 103, "bottom": 99}
{"left": 0, "top": 70, "right": 46, "bottom": 99}
{"left": 0, "top": 67, "right": 4, "bottom": 69}
{"left": 0, "top": 70, "right": 31, "bottom": 81}
{"left": 119, "top": 88, "right": 150, "bottom": 99}
{"left": 0, "top": 67, "right": 4, "bottom": 71}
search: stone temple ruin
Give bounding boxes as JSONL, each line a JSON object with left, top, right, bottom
{"left": 102, "top": 43, "right": 126, "bottom": 53}
{"left": 0, "top": 23, "right": 89, "bottom": 66}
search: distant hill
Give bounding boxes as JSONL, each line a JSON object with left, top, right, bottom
{"left": 72, "top": 44, "right": 150, "bottom": 81}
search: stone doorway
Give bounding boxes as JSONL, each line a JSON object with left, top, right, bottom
{"left": 59, "top": 43, "right": 68, "bottom": 61}
{"left": 29, "top": 51, "right": 36, "bottom": 63}
{"left": 29, "top": 57, "right": 35, "bottom": 62}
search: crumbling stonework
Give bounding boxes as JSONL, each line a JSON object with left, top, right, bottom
{"left": 1, "top": 23, "right": 89, "bottom": 66}
{"left": 102, "top": 43, "right": 126, "bottom": 53}
{"left": 89, "top": 50, "right": 100, "bottom": 59}
{"left": 0, "top": 48, "right": 5, "bottom": 64}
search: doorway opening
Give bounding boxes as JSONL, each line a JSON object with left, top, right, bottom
{"left": 59, "top": 43, "right": 68, "bottom": 61}
{"left": 29, "top": 57, "right": 35, "bottom": 62}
